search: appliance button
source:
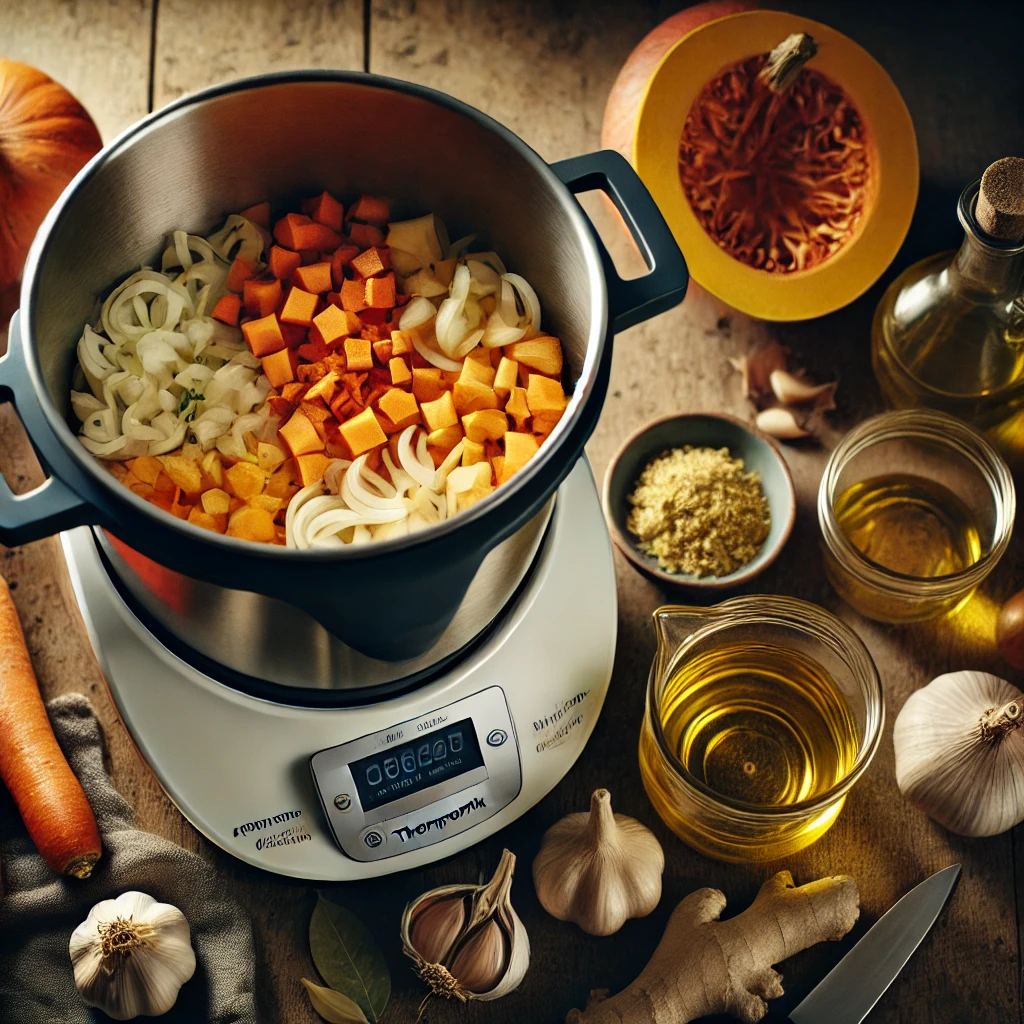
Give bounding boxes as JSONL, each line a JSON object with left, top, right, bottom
{"left": 486, "top": 729, "right": 508, "bottom": 747}
{"left": 334, "top": 794, "right": 352, "bottom": 812}
{"left": 363, "top": 830, "right": 384, "bottom": 849}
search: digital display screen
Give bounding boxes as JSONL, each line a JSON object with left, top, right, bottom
{"left": 351, "top": 719, "right": 485, "bottom": 812}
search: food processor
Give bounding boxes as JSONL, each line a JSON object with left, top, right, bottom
{"left": 2, "top": 72, "right": 688, "bottom": 878}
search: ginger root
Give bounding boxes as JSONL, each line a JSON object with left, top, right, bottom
{"left": 566, "top": 870, "right": 859, "bottom": 1024}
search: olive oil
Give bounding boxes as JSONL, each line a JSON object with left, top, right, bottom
{"left": 640, "top": 640, "right": 859, "bottom": 860}
{"left": 834, "top": 473, "right": 981, "bottom": 579}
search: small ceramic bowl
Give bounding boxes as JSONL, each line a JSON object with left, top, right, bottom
{"left": 603, "top": 413, "right": 796, "bottom": 589}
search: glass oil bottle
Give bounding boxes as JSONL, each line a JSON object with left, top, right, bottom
{"left": 872, "top": 158, "right": 1024, "bottom": 472}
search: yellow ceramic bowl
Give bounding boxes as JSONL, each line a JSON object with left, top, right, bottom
{"left": 633, "top": 10, "right": 919, "bottom": 321}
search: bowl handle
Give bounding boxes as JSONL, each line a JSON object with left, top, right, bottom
{"left": 0, "top": 310, "right": 91, "bottom": 545}
{"left": 551, "top": 149, "right": 688, "bottom": 333}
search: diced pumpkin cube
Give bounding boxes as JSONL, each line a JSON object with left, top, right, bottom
{"left": 389, "top": 356, "right": 412, "bottom": 387}
{"left": 261, "top": 347, "right": 298, "bottom": 389}
{"left": 276, "top": 213, "right": 343, "bottom": 253}
{"left": 310, "top": 191, "right": 345, "bottom": 232}
{"left": 295, "top": 452, "right": 332, "bottom": 487}
{"left": 268, "top": 245, "right": 302, "bottom": 280}
{"left": 257, "top": 442, "right": 287, "bottom": 473}
{"left": 239, "top": 201, "right": 271, "bottom": 229}
{"left": 494, "top": 356, "right": 518, "bottom": 399}
{"left": 351, "top": 246, "right": 390, "bottom": 279}
{"left": 212, "top": 293, "right": 242, "bottom": 327}
{"left": 499, "top": 432, "right": 539, "bottom": 483}
{"left": 461, "top": 439, "right": 486, "bottom": 466}
{"left": 266, "top": 459, "right": 301, "bottom": 499}
{"left": 280, "top": 286, "right": 318, "bottom": 326}
{"left": 349, "top": 194, "right": 390, "bottom": 224}
{"left": 462, "top": 408, "right": 509, "bottom": 443}
{"left": 421, "top": 391, "right": 459, "bottom": 431}
{"left": 459, "top": 355, "right": 496, "bottom": 387}
{"left": 188, "top": 506, "right": 227, "bottom": 533}
{"left": 364, "top": 273, "right": 396, "bottom": 309}
{"left": 344, "top": 336, "right": 373, "bottom": 372}
{"left": 378, "top": 388, "right": 420, "bottom": 429}
{"left": 293, "top": 262, "right": 333, "bottom": 295}
{"left": 339, "top": 406, "right": 387, "bottom": 456}
{"left": 505, "top": 336, "right": 563, "bottom": 377}
{"left": 441, "top": 369, "right": 462, "bottom": 386}
{"left": 248, "top": 494, "right": 284, "bottom": 513}
{"left": 340, "top": 277, "right": 368, "bottom": 312}
{"left": 491, "top": 455, "right": 505, "bottom": 482}
{"left": 279, "top": 409, "right": 325, "bottom": 457}
{"left": 201, "top": 487, "right": 232, "bottom": 515}
{"left": 226, "top": 505, "right": 277, "bottom": 543}
{"left": 412, "top": 367, "right": 446, "bottom": 403}
{"left": 159, "top": 455, "right": 203, "bottom": 496}
{"left": 330, "top": 244, "right": 361, "bottom": 289}
{"left": 347, "top": 222, "right": 386, "bottom": 248}
{"left": 526, "top": 374, "right": 567, "bottom": 414}
{"left": 274, "top": 212, "right": 312, "bottom": 250}
{"left": 132, "top": 455, "right": 164, "bottom": 486}
{"left": 242, "top": 313, "right": 286, "bottom": 357}
{"left": 225, "top": 461, "right": 267, "bottom": 499}
{"left": 313, "top": 303, "right": 359, "bottom": 346}
{"left": 372, "top": 340, "right": 394, "bottom": 364}
{"left": 226, "top": 257, "right": 257, "bottom": 293}
{"left": 427, "top": 424, "right": 464, "bottom": 453}
{"left": 243, "top": 277, "right": 282, "bottom": 318}
{"left": 304, "top": 370, "right": 339, "bottom": 404}
{"left": 390, "top": 330, "right": 413, "bottom": 356}
{"left": 453, "top": 380, "right": 499, "bottom": 415}
{"left": 505, "top": 386, "right": 530, "bottom": 431}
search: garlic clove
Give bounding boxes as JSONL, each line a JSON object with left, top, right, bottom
{"left": 768, "top": 369, "right": 837, "bottom": 410}
{"left": 730, "top": 340, "right": 788, "bottom": 401}
{"left": 755, "top": 406, "right": 812, "bottom": 440}
{"left": 409, "top": 894, "right": 466, "bottom": 965}
{"left": 449, "top": 919, "right": 506, "bottom": 994}
{"left": 533, "top": 789, "right": 664, "bottom": 937}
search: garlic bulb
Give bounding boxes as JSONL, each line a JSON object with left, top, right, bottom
{"left": 401, "top": 848, "right": 529, "bottom": 1003}
{"left": 894, "top": 671, "right": 1024, "bottom": 836}
{"left": 532, "top": 789, "right": 664, "bottom": 936}
{"left": 69, "top": 891, "right": 196, "bottom": 1020}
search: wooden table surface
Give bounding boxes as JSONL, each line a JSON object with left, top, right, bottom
{"left": 2, "top": 2, "right": 1024, "bottom": 1022}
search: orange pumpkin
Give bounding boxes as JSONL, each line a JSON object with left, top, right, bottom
{"left": 0, "top": 61, "right": 102, "bottom": 294}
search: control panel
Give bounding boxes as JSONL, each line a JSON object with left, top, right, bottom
{"left": 310, "top": 687, "right": 521, "bottom": 861}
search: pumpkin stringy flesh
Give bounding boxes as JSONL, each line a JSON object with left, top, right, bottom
{"left": 679, "top": 56, "right": 872, "bottom": 273}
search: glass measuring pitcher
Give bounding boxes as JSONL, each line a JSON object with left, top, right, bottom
{"left": 639, "top": 597, "right": 884, "bottom": 862}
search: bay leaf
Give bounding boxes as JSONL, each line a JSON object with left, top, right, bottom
{"left": 301, "top": 979, "right": 370, "bottom": 1024}
{"left": 309, "top": 895, "right": 391, "bottom": 1023}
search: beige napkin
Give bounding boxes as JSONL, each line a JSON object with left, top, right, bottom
{"left": 0, "top": 693, "right": 259, "bottom": 1023}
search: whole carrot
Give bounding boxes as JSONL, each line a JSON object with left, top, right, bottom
{"left": 0, "top": 576, "right": 101, "bottom": 877}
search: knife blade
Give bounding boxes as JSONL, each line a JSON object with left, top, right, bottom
{"left": 789, "top": 864, "right": 961, "bottom": 1024}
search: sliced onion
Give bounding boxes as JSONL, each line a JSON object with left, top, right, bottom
{"left": 382, "top": 450, "right": 416, "bottom": 497}
{"left": 343, "top": 455, "right": 406, "bottom": 510}
{"left": 398, "top": 425, "right": 437, "bottom": 489}
{"left": 412, "top": 334, "right": 464, "bottom": 372}
{"left": 432, "top": 441, "right": 465, "bottom": 493}
{"left": 481, "top": 309, "right": 527, "bottom": 348}
{"left": 399, "top": 296, "right": 438, "bottom": 331}
{"left": 435, "top": 264, "right": 475, "bottom": 357}
{"left": 323, "top": 459, "right": 353, "bottom": 495}
{"left": 502, "top": 273, "right": 541, "bottom": 339}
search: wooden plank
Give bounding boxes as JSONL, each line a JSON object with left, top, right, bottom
{"left": 0, "top": 0, "right": 152, "bottom": 140}
{"left": 153, "top": 0, "right": 365, "bottom": 109}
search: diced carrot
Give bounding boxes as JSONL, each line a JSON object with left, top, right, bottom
{"left": 351, "top": 247, "right": 390, "bottom": 279}
{"left": 211, "top": 293, "right": 242, "bottom": 327}
{"left": 313, "top": 304, "right": 358, "bottom": 346}
{"left": 242, "top": 313, "right": 286, "bottom": 357}
{"left": 330, "top": 244, "right": 362, "bottom": 290}
{"left": 273, "top": 212, "right": 313, "bottom": 250}
{"left": 348, "top": 194, "right": 390, "bottom": 224}
{"left": 239, "top": 201, "right": 271, "bottom": 229}
{"left": 226, "top": 257, "right": 257, "bottom": 293}
{"left": 243, "top": 277, "right": 282, "bottom": 318}
{"left": 339, "top": 406, "right": 387, "bottom": 456}
{"left": 268, "top": 245, "right": 302, "bottom": 280}
{"left": 297, "top": 338, "right": 329, "bottom": 363}
{"left": 378, "top": 388, "right": 419, "bottom": 430}
{"left": 347, "top": 222, "right": 386, "bottom": 248}
{"left": 293, "top": 262, "right": 333, "bottom": 295}
{"left": 340, "top": 278, "right": 367, "bottom": 312}
{"left": 365, "top": 272, "right": 396, "bottom": 309}
{"left": 292, "top": 221, "right": 343, "bottom": 252}
{"left": 279, "top": 410, "right": 324, "bottom": 457}
{"left": 344, "top": 337, "right": 373, "bottom": 372}
{"left": 280, "top": 286, "right": 318, "bottom": 326}
{"left": 261, "top": 347, "right": 298, "bottom": 388}
{"left": 296, "top": 452, "right": 332, "bottom": 487}
{"left": 304, "top": 370, "right": 339, "bottom": 404}
{"left": 310, "top": 191, "right": 345, "bottom": 232}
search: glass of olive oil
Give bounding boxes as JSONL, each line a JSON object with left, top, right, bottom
{"left": 818, "top": 410, "right": 1015, "bottom": 622}
{"left": 639, "top": 597, "right": 883, "bottom": 862}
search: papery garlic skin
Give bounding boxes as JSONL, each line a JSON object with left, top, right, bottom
{"left": 533, "top": 789, "right": 664, "bottom": 936}
{"left": 69, "top": 891, "right": 196, "bottom": 1020}
{"left": 894, "top": 671, "right": 1024, "bottom": 837}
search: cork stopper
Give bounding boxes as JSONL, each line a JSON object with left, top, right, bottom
{"left": 976, "top": 157, "right": 1024, "bottom": 241}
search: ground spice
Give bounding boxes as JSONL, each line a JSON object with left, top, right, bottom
{"left": 626, "top": 446, "right": 770, "bottom": 577}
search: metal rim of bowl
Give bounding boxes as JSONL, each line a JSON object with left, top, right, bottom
{"left": 601, "top": 411, "right": 796, "bottom": 589}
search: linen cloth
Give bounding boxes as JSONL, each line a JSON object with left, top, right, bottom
{"left": 0, "top": 693, "right": 259, "bottom": 1023}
